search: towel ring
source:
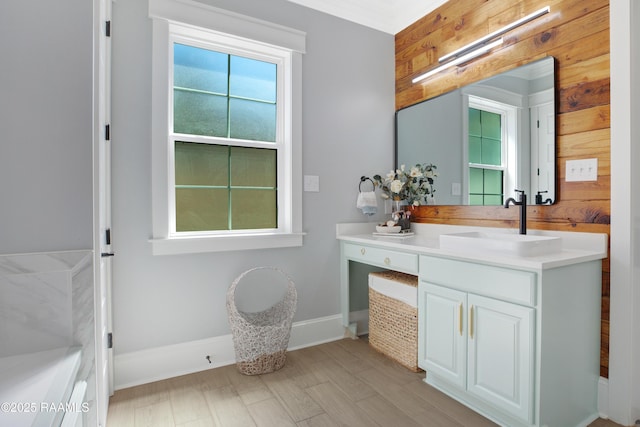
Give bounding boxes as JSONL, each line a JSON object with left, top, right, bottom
{"left": 359, "top": 176, "right": 375, "bottom": 192}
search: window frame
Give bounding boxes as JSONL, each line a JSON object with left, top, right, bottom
{"left": 149, "top": 0, "right": 305, "bottom": 255}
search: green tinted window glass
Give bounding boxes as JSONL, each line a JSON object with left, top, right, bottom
{"left": 229, "top": 98, "right": 277, "bottom": 142}
{"left": 176, "top": 188, "right": 228, "bottom": 231}
{"left": 173, "top": 43, "right": 277, "bottom": 141}
{"left": 484, "top": 195, "right": 503, "bottom": 205}
{"left": 469, "top": 167, "right": 484, "bottom": 194}
{"left": 174, "top": 142, "right": 278, "bottom": 232}
{"left": 468, "top": 106, "right": 504, "bottom": 206}
{"left": 175, "top": 142, "right": 228, "bottom": 186}
{"left": 468, "top": 168, "right": 503, "bottom": 206}
{"left": 469, "top": 108, "right": 481, "bottom": 136}
{"left": 172, "top": 42, "right": 280, "bottom": 233}
{"left": 174, "top": 91, "right": 228, "bottom": 136}
{"left": 231, "top": 189, "right": 277, "bottom": 229}
{"left": 230, "top": 147, "right": 276, "bottom": 187}
{"left": 469, "top": 136, "right": 482, "bottom": 164}
{"left": 482, "top": 138, "right": 502, "bottom": 166}
{"left": 481, "top": 110, "right": 501, "bottom": 140}
{"left": 469, "top": 195, "right": 484, "bottom": 205}
{"left": 484, "top": 169, "right": 504, "bottom": 195}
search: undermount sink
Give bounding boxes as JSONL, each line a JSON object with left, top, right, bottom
{"left": 439, "top": 231, "right": 562, "bottom": 257}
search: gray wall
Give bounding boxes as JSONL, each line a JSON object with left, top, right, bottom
{"left": 396, "top": 90, "right": 464, "bottom": 205}
{"left": 111, "top": 0, "right": 395, "bottom": 354}
{"left": 0, "top": 0, "right": 94, "bottom": 254}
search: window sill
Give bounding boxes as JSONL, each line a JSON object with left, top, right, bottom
{"left": 149, "top": 232, "right": 305, "bottom": 255}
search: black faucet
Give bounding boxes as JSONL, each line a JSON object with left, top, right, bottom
{"left": 504, "top": 190, "right": 527, "bottom": 235}
{"left": 535, "top": 190, "right": 553, "bottom": 205}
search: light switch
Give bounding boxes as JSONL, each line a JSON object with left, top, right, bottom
{"left": 566, "top": 159, "right": 598, "bottom": 182}
{"left": 304, "top": 175, "right": 320, "bottom": 192}
{"left": 451, "top": 182, "right": 461, "bottom": 196}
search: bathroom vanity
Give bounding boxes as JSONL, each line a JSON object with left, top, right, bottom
{"left": 337, "top": 222, "right": 608, "bottom": 427}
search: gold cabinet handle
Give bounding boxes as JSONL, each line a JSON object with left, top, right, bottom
{"left": 458, "top": 303, "right": 463, "bottom": 336}
{"left": 469, "top": 305, "right": 474, "bottom": 339}
{"left": 384, "top": 257, "right": 391, "bottom": 265}
{"left": 360, "top": 248, "right": 366, "bottom": 255}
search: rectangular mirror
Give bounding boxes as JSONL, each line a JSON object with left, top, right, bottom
{"left": 396, "top": 56, "right": 556, "bottom": 205}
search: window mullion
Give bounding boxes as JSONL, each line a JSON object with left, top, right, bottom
{"left": 227, "top": 145, "right": 232, "bottom": 231}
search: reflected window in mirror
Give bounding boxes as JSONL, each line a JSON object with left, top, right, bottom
{"left": 467, "top": 97, "right": 518, "bottom": 206}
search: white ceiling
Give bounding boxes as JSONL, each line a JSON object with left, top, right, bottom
{"left": 286, "top": 0, "right": 448, "bottom": 34}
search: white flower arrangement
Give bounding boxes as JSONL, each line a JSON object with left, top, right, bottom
{"left": 373, "top": 163, "right": 437, "bottom": 206}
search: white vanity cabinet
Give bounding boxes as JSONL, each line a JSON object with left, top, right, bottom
{"left": 337, "top": 223, "right": 607, "bottom": 427}
{"left": 420, "top": 280, "right": 535, "bottom": 423}
{"left": 418, "top": 255, "right": 601, "bottom": 427}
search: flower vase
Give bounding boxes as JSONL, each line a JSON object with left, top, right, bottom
{"left": 392, "top": 200, "right": 411, "bottom": 231}
{"left": 392, "top": 200, "right": 402, "bottom": 214}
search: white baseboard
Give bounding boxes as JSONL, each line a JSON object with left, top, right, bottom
{"left": 598, "top": 376, "right": 609, "bottom": 419}
{"left": 114, "top": 314, "right": 345, "bottom": 390}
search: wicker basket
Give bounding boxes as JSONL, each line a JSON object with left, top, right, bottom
{"left": 227, "top": 267, "right": 297, "bottom": 375}
{"left": 368, "top": 271, "right": 421, "bottom": 372}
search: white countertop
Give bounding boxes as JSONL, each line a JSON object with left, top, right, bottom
{"left": 336, "top": 222, "right": 608, "bottom": 271}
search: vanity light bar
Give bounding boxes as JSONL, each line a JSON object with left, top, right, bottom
{"left": 411, "top": 38, "right": 503, "bottom": 84}
{"left": 438, "top": 6, "right": 550, "bottom": 64}
{"left": 411, "top": 5, "right": 550, "bottom": 85}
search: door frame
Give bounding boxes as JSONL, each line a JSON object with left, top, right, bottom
{"left": 93, "top": 0, "right": 114, "bottom": 425}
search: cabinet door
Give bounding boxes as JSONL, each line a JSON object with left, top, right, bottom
{"left": 467, "top": 294, "right": 535, "bottom": 423}
{"left": 420, "top": 282, "right": 467, "bottom": 389}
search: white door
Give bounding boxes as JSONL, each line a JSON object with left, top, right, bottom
{"left": 94, "top": 0, "right": 114, "bottom": 425}
{"left": 420, "top": 283, "right": 467, "bottom": 389}
{"left": 467, "top": 294, "right": 535, "bottom": 423}
{"left": 531, "top": 101, "right": 555, "bottom": 203}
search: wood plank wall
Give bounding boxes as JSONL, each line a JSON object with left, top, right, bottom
{"left": 395, "top": 0, "right": 611, "bottom": 377}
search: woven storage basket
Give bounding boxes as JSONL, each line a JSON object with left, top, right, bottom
{"left": 368, "top": 271, "right": 421, "bottom": 372}
{"left": 227, "top": 267, "right": 297, "bottom": 375}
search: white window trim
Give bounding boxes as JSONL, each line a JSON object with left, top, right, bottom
{"left": 149, "top": 0, "right": 306, "bottom": 255}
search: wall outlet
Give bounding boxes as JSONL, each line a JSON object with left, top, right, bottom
{"left": 565, "top": 158, "right": 598, "bottom": 182}
{"left": 451, "top": 182, "right": 461, "bottom": 196}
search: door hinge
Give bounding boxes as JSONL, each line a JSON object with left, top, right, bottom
{"left": 105, "top": 228, "right": 111, "bottom": 245}
{"left": 537, "top": 120, "right": 540, "bottom": 128}
{"left": 105, "top": 124, "right": 110, "bottom": 141}
{"left": 106, "top": 20, "right": 111, "bottom": 37}
{"left": 107, "top": 333, "right": 113, "bottom": 349}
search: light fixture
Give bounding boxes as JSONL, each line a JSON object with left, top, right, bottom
{"left": 411, "top": 5, "right": 550, "bottom": 85}
{"left": 412, "top": 38, "right": 503, "bottom": 84}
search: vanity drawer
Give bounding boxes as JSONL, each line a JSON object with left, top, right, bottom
{"left": 344, "top": 243, "right": 418, "bottom": 274}
{"left": 420, "top": 256, "right": 536, "bottom": 306}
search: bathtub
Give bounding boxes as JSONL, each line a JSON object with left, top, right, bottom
{"left": 0, "top": 347, "right": 85, "bottom": 427}
{"left": 0, "top": 250, "right": 94, "bottom": 426}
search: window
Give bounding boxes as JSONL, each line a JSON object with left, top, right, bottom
{"left": 150, "top": 0, "right": 306, "bottom": 255}
{"left": 467, "top": 96, "right": 517, "bottom": 206}
{"left": 172, "top": 43, "right": 279, "bottom": 233}
{"left": 468, "top": 107, "right": 505, "bottom": 205}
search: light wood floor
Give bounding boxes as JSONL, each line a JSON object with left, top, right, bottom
{"left": 107, "top": 338, "right": 625, "bottom": 427}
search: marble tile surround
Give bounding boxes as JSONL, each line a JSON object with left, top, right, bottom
{"left": 0, "top": 251, "right": 93, "bottom": 358}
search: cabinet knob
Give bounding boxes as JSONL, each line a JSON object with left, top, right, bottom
{"left": 360, "top": 248, "right": 366, "bottom": 255}
{"left": 384, "top": 257, "right": 391, "bottom": 265}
